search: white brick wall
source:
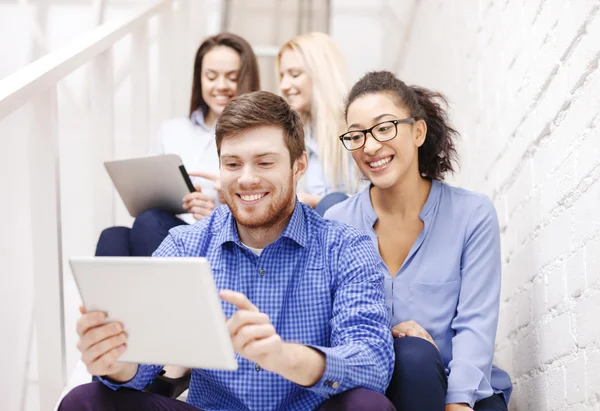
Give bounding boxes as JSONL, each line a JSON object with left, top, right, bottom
{"left": 396, "top": 0, "right": 600, "bottom": 409}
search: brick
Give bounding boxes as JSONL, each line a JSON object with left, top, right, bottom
{"left": 497, "top": 299, "right": 515, "bottom": 341}
{"left": 532, "top": 277, "right": 546, "bottom": 321}
{"left": 505, "top": 160, "right": 533, "bottom": 215}
{"left": 540, "top": 313, "right": 575, "bottom": 364}
{"left": 565, "top": 355, "right": 586, "bottom": 405}
{"left": 539, "top": 209, "right": 573, "bottom": 268}
{"left": 556, "top": 153, "right": 577, "bottom": 203}
{"left": 541, "top": 171, "right": 560, "bottom": 217}
{"left": 514, "top": 377, "right": 532, "bottom": 411}
{"left": 530, "top": 371, "right": 549, "bottom": 411}
{"left": 502, "top": 259, "right": 517, "bottom": 299}
{"left": 546, "top": 366, "right": 566, "bottom": 410}
{"left": 503, "top": 221, "right": 518, "bottom": 263}
{"left": 585, "top": 237, "right": 600, "bottom": 287}
{"left": 515, "top": 190, "right": 542, "bottom": 247}
{"left": 588, "top": 350, "right": 600, "bottom": 401}
{"left": 513, "top": 329, "right": 539, "bottom": 377}
{"left": 494, "top": 342, "right": 514, "bottom": 378}
{"left": 509, "top": 240, "right": 540, "bottom": 289}
{"left": 516, "top": 289, "right": 532, "bottom": 329}
{"left": 567, "top": 247, "right": 586, "bottom": 298}
{"left": 575, "top": 291, "right": 600, "bottom": 347}
{"left": 574, "top": 121, "right": 600, "bottom": 183}
{"left": 573, "top": 177, "right": 600, "bottom": 245}
{"left": 547, "top": 262, "right": 566, "bottom": 310}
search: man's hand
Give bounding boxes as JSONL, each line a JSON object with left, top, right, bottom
{"left": 446, "top": 404, "right": 472, "bottom": 410}
{"left": 220, "top": 290, "right": 325, "bottom": 386}
{"left": 392, "top": 320, "right": 438, "bottom": 350}
{"left": 220, "top": 290, "right": 284, "bottom": 372}
{"left": 76, "top": 306, "right": 137, "bottom": 382}
{"left": 188, "top": 170, "right": 225, "bottom": 203}
{"left": 182, "top": 186, "right": 216, "bottom": 221}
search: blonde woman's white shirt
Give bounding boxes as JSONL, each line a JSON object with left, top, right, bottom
{"left": 151, "top": 109, "right": 220, "bottom": 225}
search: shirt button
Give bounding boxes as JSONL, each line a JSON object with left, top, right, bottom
{"left": 259, "top": 269, "right": 265, "bottom": 276}
{"left": 255, "top": 364, "right": 261, "bottom": 371}
{"left": 331, "top": 382, "right": 339, "bottom": 389}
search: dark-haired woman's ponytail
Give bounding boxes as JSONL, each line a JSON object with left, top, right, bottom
{"left": 410, "top": 85, "right": 459, "bottom": 179}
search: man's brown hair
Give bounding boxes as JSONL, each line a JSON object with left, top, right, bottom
{"left": 216, "top": 91, "right": 305, "bottom": 164}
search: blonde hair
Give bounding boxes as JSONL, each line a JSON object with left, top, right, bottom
{"left": 277, "top": 32, "right": 355, "bottom": 193}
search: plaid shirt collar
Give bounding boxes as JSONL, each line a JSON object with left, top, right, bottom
{"left": 214, "top": 199, "right": 308, "bottom": 250}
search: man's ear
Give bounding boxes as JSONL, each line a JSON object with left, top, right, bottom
{"left": 293, "top": 151, "right": 309, "bottom": 183}
{"left": 414, "top": 119, "right": 427, "bottom": 148}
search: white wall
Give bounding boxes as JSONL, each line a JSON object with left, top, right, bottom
{"left": 395, "top": 0, "right": 600, "bottom": 410}
{"left": 331, "top": 0, "right": 418, "bottom": 84}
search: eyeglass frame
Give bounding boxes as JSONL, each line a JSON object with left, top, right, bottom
{"left": 338, "top": 117, "right": 416, "bottom": 151}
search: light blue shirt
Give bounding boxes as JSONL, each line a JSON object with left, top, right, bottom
{"left": 100, "top": 202, "right": 394, "bottom": 410}
{"left": 325, "top": 180, "right": 512, "bottom": 407}
{"left": 303, "top": 133, "right": 331, "bottom": 197}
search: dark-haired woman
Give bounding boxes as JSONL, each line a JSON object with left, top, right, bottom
{"left": 96, "top": 33, "right": 260, "bottom": 257}
{"left": 325, "top": 71, "right": 512, "bottom": 411}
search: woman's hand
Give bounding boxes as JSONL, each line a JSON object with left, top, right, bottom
{"left": 182, "top": 187, "right": 215, "bottom": 221}
{"left": 392, "top": 320, "right": 438, "bottom": 350}
{"left": 188, "top": 170, "right": 225, "bottom": 203}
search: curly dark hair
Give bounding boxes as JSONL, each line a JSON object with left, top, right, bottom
{"left": 344, "top": 71, "right": 459, "bottom": 180}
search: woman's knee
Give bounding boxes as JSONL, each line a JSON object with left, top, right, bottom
{"left": 98, "top": 226, "right": 130, "bottom": 242}
{"left": 393, "top": 336, "right": 442, "bottom": 375}
{"left": 132, "top": 208, "right": 184, "bottom": 235}
{"left": 132, "top": 209, "right": 168, "bottom": 231}
{"left": 95, "top": 226, "right": 131, "bottom": 256}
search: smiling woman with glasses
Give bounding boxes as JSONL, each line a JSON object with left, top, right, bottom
{"left": 325, "top": 71, "right": 512, "bottom": 411}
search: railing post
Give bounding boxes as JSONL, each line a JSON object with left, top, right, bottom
{"left": 131, "top": 21, "right": 150, "bottom": 156}
{"left": 90, "top": 49, "right": 115, "bottom": 233}
{"left": 157, "top": 1, "right": 175, "bottom": 122}
{"left": 172, "top": 0, "right": 192, "bottom": 116}
{"left": 28, "top": 85, "right": 66, "bottom": 411}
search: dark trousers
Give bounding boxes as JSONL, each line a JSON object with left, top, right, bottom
{"left": 58, "top": 381, "right": 395, "bottom": 411}
{"left": 386, "top": 337, "right": 508, "bottom": 411}
{"left": 95, "top": 208, "right": 187, "bottom": 257}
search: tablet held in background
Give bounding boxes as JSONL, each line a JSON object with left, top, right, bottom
{"left": 104, "top": 154, "right": 195, "bottom": 217}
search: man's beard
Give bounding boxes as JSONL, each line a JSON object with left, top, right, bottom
{"left": 224, "top": 174, "right": 296, "bottom": 231}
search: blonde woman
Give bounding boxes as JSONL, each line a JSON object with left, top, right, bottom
{"left": 277, "top": 32, "right": 356, "bottom": 214}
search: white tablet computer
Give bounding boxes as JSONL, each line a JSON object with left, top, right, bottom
{"left": 69, "top": 257, "right": 238, "bottom": 371}
{"left": 104, "top": 154, "right": 195, "bottom": 217}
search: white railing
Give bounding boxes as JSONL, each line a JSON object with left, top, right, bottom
{"left": 0, "top": 1, "right": 193, "bottom": 409}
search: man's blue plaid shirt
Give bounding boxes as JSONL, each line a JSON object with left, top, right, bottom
{"left": 100, "top": 202, "right": 394, "bottom": 410}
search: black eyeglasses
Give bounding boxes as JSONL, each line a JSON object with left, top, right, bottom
{"left": 338, "top": 118, "right": 415, "bottom": 151}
